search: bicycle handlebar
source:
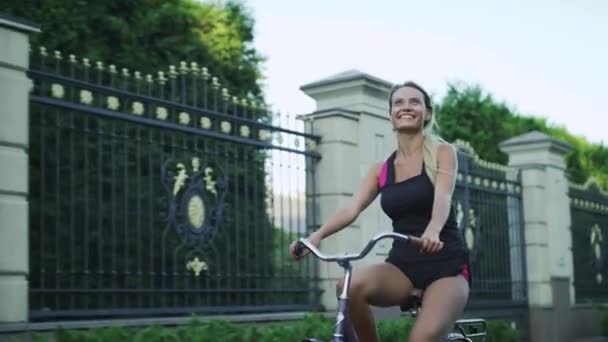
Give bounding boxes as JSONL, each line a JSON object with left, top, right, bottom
{"left": 294, "top": 232, "right": 422, "bottom": 262}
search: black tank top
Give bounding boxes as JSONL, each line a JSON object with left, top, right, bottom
{"left": 379, "top": 151, "right": 468, "bottom": 262}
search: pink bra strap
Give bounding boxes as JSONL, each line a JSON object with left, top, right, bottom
{"left": 378, "top": 160, "right": 388, "bottom": 189}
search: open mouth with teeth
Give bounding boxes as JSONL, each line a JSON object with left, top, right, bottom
{"left": 397, "top": 113, "right": 417, "bottom": 120}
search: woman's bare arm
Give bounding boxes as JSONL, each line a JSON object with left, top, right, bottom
{"left": 310, "top": 162, "right": 383, "bottom": 241}
{"left": 427, "top": 143, "right": 458, "bottom": 233}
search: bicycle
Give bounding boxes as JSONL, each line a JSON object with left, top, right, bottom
{"left": 293, "top": 231, "right": 487, "bottom": 342}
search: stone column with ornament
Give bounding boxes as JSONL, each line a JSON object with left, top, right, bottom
{"left": 499, "top": 131, "right": 575, "bottom": 342}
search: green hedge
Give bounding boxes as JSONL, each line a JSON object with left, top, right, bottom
{"left": 600, "top": 305, "right": 608, "bottom": 336}
{"left": 32, "top": 314, "right": 518, "bottom": 342}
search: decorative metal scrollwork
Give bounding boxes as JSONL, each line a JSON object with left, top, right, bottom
{"left": 51, "top": 83, "right": 64, "bottom": 98}
{"left": 161, "top": 157, "right": 227, "bottom": 248}
{"left": 80, "top": 90, "right": 93, "bottom": 104}
{"left": 186, "top": 257, "right": 208, "bottom": 277}
{"left": 456, "top": 202, "right": 480, "bottom": 261}
{"left": 590, "top": 224, "right": 604, "bottom": 284}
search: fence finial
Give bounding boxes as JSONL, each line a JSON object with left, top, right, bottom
{"left": 169, "top": 65, "right": 178, "bottom": 78}
{"left": 158, "top": 71, "right": 167, "bottom": 84}
{"left": 212, "top": 77, "right": 220, "bottom": 89}
{"left": 190, "top": 62, "right": 199, "bottom": 75}
{"left": 180, "top": 61, "right": 188, "bottom": 74}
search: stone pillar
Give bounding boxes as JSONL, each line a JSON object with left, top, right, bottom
{"left": 0, "top": 14, "right": 39, "bottom": 323}
{"left": 299, "top": 70, "right": 395, "bottom": 310}
{"left": 499, "top": 131, "right": 574, "bottom": 342}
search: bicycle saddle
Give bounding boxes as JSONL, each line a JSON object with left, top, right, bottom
{"left": 400, "top": 288, "right": 424, "bottom": 312}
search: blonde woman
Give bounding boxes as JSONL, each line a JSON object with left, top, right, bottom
{"left": 290, "top": 81, "right": 471, "bottom": 342}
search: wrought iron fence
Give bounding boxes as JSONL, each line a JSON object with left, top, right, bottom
{"left": 27, "top": 47, "right": 321, "bottom": 320}
{"left": 569, "top": 180, "right": 608, "bottom": 303}
{"left": 453, "top": 142, "right": 527, "bottom": 306}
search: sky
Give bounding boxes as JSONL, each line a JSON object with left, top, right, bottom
{"left": 245, "top": 0, "right": 607, "bottom": 145}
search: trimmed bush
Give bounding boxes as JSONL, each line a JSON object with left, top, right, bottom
{"left": 40, "top": 314, "right": 518, "bottom": 341}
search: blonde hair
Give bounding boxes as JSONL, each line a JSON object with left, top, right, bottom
{"left": 388, "top": 82, "right": 451, "bottom": 185}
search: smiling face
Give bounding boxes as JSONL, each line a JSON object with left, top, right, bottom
{"left": 390, "top": 86, "right": 432, "bottom": 133}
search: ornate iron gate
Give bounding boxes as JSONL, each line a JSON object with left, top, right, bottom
{"left": 569, "top": 180, "right": 608, "bottom": 303}
{"left": 27, "top": 48, "right": 321, "bottom": 320}
{"left": 453, "top": 142, "right": 528, "bottom": 337}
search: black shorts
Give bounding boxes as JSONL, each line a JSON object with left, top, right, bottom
{"left": 385, "top": 255, "right": 472, "bottom": 291}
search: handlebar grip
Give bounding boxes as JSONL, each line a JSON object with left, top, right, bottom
{"left": 408, "top": 236, "right": 423, "bottom": 246}
{"left": 293, "top": 240, "right": 306, "bottom": 258}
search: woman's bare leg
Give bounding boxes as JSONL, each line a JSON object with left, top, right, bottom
{"left": 335, "top": 262, "right": 414, "bottom": 342}
{"left": 408, "top": 275, "right": 469, "bottom": 342}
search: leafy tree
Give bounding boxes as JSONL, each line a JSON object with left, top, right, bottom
{"left": 3, "top": 0, "right": 264, "bottom": 97}
{"left": 436, "top": 83, "right": 608, "bottom": 189}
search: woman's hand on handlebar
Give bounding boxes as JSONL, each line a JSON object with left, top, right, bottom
{"left": 289, "top": 233, "right": 321, "bottom": 261}
{"left": 420, "top": 228, "right": 444, "bottom": 254}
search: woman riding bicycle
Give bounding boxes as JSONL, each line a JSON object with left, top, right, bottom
{"left": 290, "top": 81, "right": 471, "bottom": 342}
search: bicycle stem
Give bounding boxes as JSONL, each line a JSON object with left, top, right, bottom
{"left": 338, "top": 260, "right": 352, "bottom": 300}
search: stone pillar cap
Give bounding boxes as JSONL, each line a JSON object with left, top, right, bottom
{"left": 499, "top": 130, "right": 572, "bottom": 155}
{"left": 0, "top": 13, "right": 41, "bottom": 34}
{"left": 300, "top": 69, "right": 392, "bottom": 96}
